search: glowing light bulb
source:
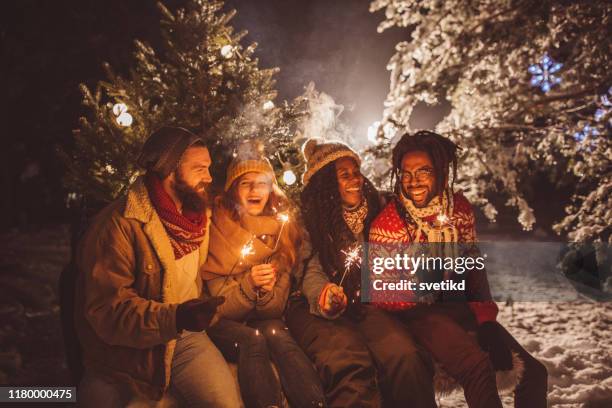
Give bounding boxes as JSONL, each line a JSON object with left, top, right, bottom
{"left": 220, "top": 45, "right": 233, "bottom": 58}
{"left": 116, "top": 112, "right": 133, "bottom": 127}
{"left": 112, "top": 103, "right": 128, "bottom": 116}
{"left": 263, "top": 100, "right": 275, "bottom": 111}
{"left": 282, "top": 169, "right": 296, "bottom": 186}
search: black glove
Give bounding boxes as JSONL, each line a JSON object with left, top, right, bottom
{"left": 476, "top": 321, "right": 513, "bottom": 371}
{"left": 176, "top": 296, "right": 225, "bottom": 332}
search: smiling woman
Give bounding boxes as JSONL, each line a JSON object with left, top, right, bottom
{"left": 236, "top": 172, "right": 274, "bottom": 216}
{"left": 201, "top": 140, "right": 325, "bottom": 407}
{"left": 335, "top": 157, "right": 364, "bottom": 208}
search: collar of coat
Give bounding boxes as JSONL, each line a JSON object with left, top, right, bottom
{"left": 123, "top": 176, "right": 212, "bottom": 303}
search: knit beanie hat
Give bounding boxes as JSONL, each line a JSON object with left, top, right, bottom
{"left": 301, "top": 138, "right": 361, "bottom": 187}
{"left": 137, "top": 126, "right": 205, "bottom": 179}
{"left": 224, "top": 140, "right": 276, "bottom": 191}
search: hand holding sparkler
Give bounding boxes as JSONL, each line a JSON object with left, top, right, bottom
{"left": 318, "top": 283, "right": 348, "bottom": 318}
{"left": 248, "top": 263, "right": 277, "bottom": 288}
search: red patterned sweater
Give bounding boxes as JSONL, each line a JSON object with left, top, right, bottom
{"left": 368, "top": 192, "right": 498, "bottom": 324}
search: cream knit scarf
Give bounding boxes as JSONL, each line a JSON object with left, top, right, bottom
{"left": 400, "top": 189, "right": 459, "bottom": 245}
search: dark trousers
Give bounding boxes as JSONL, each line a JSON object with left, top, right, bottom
{"left": 286, "top": 298, "right": 436, "bottom": 408}
{"left": 207, "top": 317, "right": 326, "bottom": 408}
{"left": 398, "top": 303, "right": 547, "bottom": 408}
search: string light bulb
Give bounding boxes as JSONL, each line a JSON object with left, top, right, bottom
{"left": 116, "top": 112, "right": 133, "bottom": 127}
{"left": 263, "top": 100, "right": 275, "bottom": 111}
{"left": 220, "top": 45, "right": 233, "bottom": 58}
{"left": 282, "top": 169, "right": 296, "bottom": 186}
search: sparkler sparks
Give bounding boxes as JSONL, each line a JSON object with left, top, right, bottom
{"left": 339, "top": 244, "right": 362, "bottom": 287}
{"left": 240, "top": 239, "right": 255, "bottom": 259}
{"left": 436, "top": 213, "right": 449, "bottom": 224}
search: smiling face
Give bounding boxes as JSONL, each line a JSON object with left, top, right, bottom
{"left": 400, "top": 150, "right": 436, "bottom": 208}
{"left": 171, "top": 145, "right": 212, "bottom": 212}
{"left": 335, "top": 157, "right": 364, "bottom": 207}
{"left": 236, "top": 172, "right": 273, "bottom": 216}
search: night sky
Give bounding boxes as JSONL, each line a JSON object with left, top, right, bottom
{"left": 0, "top": 0, "right": 443, "bottom": 229}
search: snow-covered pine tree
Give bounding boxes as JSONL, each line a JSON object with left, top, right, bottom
{"left": 367, "top": 0, "right": 611, "bottom": 242}
{"left": 62, "top": 0, "right": 308, "bottom": 205}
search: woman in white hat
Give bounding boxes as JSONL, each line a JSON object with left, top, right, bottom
{"left": 285, "top": 138, "right": 436, "bottom": 408}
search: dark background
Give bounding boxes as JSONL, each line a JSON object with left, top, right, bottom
{"left": 1, "top": 0, "right": 565, "bottom": 236}
{"left": 1, "top": 0, "right": 437, "bottom": 231}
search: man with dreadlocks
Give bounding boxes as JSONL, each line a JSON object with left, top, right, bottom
{"left": 368, "top": 130, "right": 547, "bottom": 407}
{"left": 285, "top": 138, "right": 437, "bottom": 408}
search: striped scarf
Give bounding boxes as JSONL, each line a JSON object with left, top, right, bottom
{"left": 145, "top": 174, "right": 207, "bottom": 259}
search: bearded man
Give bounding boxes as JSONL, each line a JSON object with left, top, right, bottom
{"left": 74, "top": 127, "right": 241, "bottom": 407}
{"left": 368, "top": 130, "right": 547, "bottom": 408}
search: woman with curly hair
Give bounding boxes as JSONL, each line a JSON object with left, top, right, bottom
{"left": 202, "top": 142, "right": 325, "bottom": 408}
{"left": 286, "top": 138, "right": 436, "bottom": 408}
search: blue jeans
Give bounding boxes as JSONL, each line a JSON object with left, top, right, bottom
{"left": 78, "top": 331, "right": 241, "bottom": 408}
{"left": 208, "top": 318, "right": 326, "bottom": 408}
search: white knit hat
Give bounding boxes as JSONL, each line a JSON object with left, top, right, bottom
{"left": 301, "top": 138, "right": 361, "bottom": 187}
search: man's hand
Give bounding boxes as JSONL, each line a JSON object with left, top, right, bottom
{"left": 176, "top": 296, "right": 225, "bottom": 332}
{"left": 477, "top": 321, "right": 513, "bottom": 370}
{"left": 248, "top": 264, "right": 276, "bottom": 287}
{"left": 318, "top": 283, "right": 348, "bottom": 318}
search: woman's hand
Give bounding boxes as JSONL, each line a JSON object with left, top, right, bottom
{"left": 318, "top": 283, "right": 348, "bottom": 318}
{"left": 248, "top": 263, "right": 276, "bottom": 288}
{"left": 260, "top": 274, "right": 277, "bottom": 292}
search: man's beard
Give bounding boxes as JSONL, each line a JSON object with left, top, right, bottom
{"left": 402, "top": 185, "right": 435, "bottom": 208}
{"left": 174, "top": 173, "right": 209, "bottom": 213}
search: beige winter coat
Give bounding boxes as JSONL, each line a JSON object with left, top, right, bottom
{"left": 74, "top": 176, "right": 212, "bottom": 400}
{"left": 202, "top": 205, "right": 301, "bottom": 322}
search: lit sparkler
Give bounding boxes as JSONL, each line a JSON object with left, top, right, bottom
{"left": 240, "top": 238, "right": 255, "bottom": 259}
{"left": 263, "top": 212, "right": 290, "bottom": 264}
{"left": 271, "top": 212, "right": 289, "bottom": 252}
{"left": 213, "top": 235, "right": 255, "bottom": 297}
{"left": 338, "top": 243, "right": 362, "bottom": 287}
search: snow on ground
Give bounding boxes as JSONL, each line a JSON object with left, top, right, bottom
{"left": 437, "top": 239, "right": 612, "bottom": 407}
{"left": 439, "top": 301, "right": 612, "bottom": 407}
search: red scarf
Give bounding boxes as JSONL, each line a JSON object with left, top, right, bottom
{"left": 145, "top": 174, "right": 207, "bottom": 259}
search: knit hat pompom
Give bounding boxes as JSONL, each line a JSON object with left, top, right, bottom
{"left": 302, "top": 138, "right": 321, "bottom": 162}
{"left": 224, "top": 139, "right": 276, "bottom": 191}
{"left": 301, "top": 138, "right": 361, "bottom": 187}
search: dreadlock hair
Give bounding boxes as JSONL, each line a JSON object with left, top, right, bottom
{"left": 300, "top": 160, "right": 380, "bottom": 282}
{"left": 391, "top": 130, "right": 460, "bottom": 209}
